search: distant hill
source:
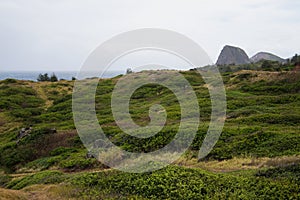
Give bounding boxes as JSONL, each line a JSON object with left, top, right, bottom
{"left": 251, "top": 52, "right": 286, "bottom": 63}
{"left": 216, "top": 45, "right": 250, "bottom": 65}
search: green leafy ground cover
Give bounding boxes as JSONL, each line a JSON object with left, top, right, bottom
{"left": 0, "top": 64, "right": 299, "bottom": 199}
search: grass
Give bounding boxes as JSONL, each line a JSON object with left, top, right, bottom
{"left": 176, "top": 155, "right": 300, "bottom": 172}
{"left": 0, "top": 188, "right": 28, "bottom": 200}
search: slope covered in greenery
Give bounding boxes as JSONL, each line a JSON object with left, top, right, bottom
{"left": 0, "top": 66, "right": 299, "bottom": 199}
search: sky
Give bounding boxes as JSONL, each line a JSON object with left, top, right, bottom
{"left": 0, "top": 0, "right": 299, "bottom": 71}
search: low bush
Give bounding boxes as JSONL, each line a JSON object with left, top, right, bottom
{"left": 70, "top": 166, "right": 299, "bottom": 199}
{"left": 6, "top": 170, "right": 66, "bottom": 190}
{"left": 0, "top": 174, "right": 11, "bottom": 187}
{"left": 256, "top": 163, "right": 300, "bottom": 182}
{"left": 59, "top": 152, "right": 100, "bottom": 171}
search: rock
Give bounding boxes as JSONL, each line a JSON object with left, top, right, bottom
{"left": 250, "top": 52, "right": 286, "bottom": 63}
{"left": 18, "top": 126, "right": 32, "bottom": 139}
{"left": 18, "top": 129, "right": 26, "bottom": 138}
{"left": 86, "top": 151, "right": 96, "bottom": 159}
{"left": 49, "top": 128, "right": 57, "bottom": 134}
{"left": 17, "top": 126, "right": 33, "bottom": 144}
{"left": 216, "top": 45, "right": 250, "bottom": 65}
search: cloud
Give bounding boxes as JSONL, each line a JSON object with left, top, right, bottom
{"left": 0, "top": 0, "right": 299, "bottom": 71}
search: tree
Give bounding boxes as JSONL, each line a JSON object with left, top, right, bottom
{"left": 50, "top": 73, "right": 58, "bottom": 82}
{"left": 37, "top": 74, "right": 43, "bottom": 82}
{"left": 261, "top": 60, "right": 273, "bottom": 70}
{"left": 126, "top": 68, "right": 133, "bottom": 74}
{"left": 291, "top": 54, "right": 300, "bottom": 66}
{"left": 37, "top": 73, "right": 50, "bottom": 82}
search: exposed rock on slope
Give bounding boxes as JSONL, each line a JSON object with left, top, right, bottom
{"left": 216, "top": 45, "right": 250, "bottom": 65}
{"left": 250, "top": 52, "right": 286, "bottom": 63}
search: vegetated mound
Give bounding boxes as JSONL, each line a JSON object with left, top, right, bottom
{"left": 216, "top": 45, "right": 250, "bottom": 65}
{"left": 251, "top": 52, "right": 286, "bottom": 63}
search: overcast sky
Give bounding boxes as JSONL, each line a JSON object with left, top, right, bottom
{"left": 0, "top": 0, "right": 299, "bottom": 71}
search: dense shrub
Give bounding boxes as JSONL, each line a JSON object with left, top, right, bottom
{"left": 70, "top": 166, "right": 300, "bottom": 199}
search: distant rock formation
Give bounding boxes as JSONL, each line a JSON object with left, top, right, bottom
{"left": 216, "top": 45, "right": 250, "bottom": 65}
{"left": 250, "top": 52, "right": 286, "bottom": 63}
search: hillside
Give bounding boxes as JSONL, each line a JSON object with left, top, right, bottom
{"left": 251, "top": 52, "right": 286, "bottom": 63}
{"left": 0, "top": 67, "right": 299, "bottom": 199}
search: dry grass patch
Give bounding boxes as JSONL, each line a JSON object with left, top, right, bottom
{"left": 0, "top": 184, "right": 77, "bottom": 200}
{"left": 27, "top": 82, "right": 54, "bottom": 109}
{"left": 0, "top": 188, "right": 28, "bottom": 200}
{"left": 176, "top": 155, "right": 300, "bottom": 172}
{"left": 232, "top": 70, "right": 299, "bottom": 83}
{"left": 21, "top": 184, "right": 78, "bottom": 200}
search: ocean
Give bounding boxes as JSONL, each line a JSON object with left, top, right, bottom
{"left": 0, "top": 71, "right": 124, "bottom": 81}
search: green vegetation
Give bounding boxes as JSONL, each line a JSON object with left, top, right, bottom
{"left": 291, "top": 54, "right": 300, "bottom": 66}
{"left": 1, "top": 166, "right": 299, "bottom": 199}
{"left": 213, "top": 58, "right": 299, "bottom": 73}
{"left": 0, "top": 62, "right": 299, "bottom": 199}
{"left": 6, "top": 170, "right": 65, "bottom": 190}
{"left": 37, "top": 73, "right": 58, "bottom": 82}
{"left": 68, "top": 166, "right": 299, "bottom": 199}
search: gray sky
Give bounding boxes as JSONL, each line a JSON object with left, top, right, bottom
{"left": 0, "top": 0, "right": 299, "bottom": 71}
